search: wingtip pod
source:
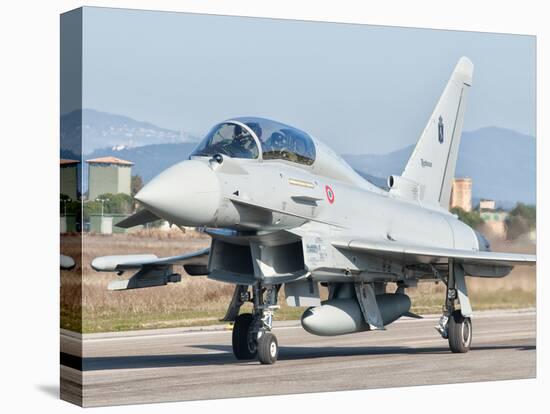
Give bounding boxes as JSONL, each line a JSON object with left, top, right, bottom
{"left": 91, "top": 256, "right": 116, "bottom": 272}
{"left": 453, "top": 56, "right": 474, "bottom": 86}
{"left": 91, "top": 254, "right": 158, "bottom": 272}
{"left": 60, "top": 254, "right": 76, "bottom": 270}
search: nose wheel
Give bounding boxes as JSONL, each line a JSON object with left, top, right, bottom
{"left": 231, "top": 284, "right": 280, "bottom": 364}
{"left": 257, "top": 332, "right": 278, "bottom": 364}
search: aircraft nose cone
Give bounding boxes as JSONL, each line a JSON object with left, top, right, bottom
{"left": 135, "top": 160, "right": 220, "bottom": 226}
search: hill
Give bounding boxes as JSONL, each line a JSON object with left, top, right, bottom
{"left": 343, "top": 127, "right": 535, "bottom": 207}
{"left": 61, "top": 109, "right": 197, "bottom": 155}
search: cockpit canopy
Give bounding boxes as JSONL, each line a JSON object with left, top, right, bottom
{"left": 191, "top": 117, "right": 316, "bottom": 166}
{"left": 192, "top": 122, "right": 259, "bottom": 159}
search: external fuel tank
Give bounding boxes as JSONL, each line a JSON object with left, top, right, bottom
{"left": 301, "top": 291, "right": 411, "bottom": 336}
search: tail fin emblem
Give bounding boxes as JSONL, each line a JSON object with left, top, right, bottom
{"left": 438, "top": 116, "right": 444, "bottom": 143}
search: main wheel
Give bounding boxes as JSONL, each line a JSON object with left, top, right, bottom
{"left": 448, "top": 310, "right": 472, "bottom": 353}
{"left": 257, "top": 332, "right": 278, "bottom": 364}
{"left": 232, "top": 313, "right": 257, "bottom": 360}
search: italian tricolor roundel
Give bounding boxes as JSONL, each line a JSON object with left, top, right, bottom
{"left": 325, "top": 185, "right": 335, "bottom": 204}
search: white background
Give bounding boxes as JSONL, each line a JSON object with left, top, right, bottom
{"left": 0, "top": 1, "right": 546, "bottom": 412}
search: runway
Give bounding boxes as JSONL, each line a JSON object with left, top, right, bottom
{"left": 61, "top": 309, "right": 536, "bottom": 407}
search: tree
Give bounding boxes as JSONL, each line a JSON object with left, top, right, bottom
{"left": 131, "top": 175, "right": 143, "bottom": 196}
{"left": 99, "top": 193, "right": 133, "bottom": 214}
{"left": 450, "top": 207, "right": 483, "bottom": 229}
{"left": 83, "top": 193, "right": 133, "bottom": 220}
{"left": 60, "top": 194, "right": 80, "bottom": 216}
{"left": 506, "top": 202, "right": 536, "bottom": 240}
{"left": 83, "top": 200, "right": 101, "bottom": 221}
{"left": 508, "top": 203, "right": 536, "bottom": 228}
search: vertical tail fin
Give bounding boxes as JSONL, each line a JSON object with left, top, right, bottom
{"left": 393, "top": 57, "right": 473, "bottom": 209}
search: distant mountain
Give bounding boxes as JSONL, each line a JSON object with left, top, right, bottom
{"left": 344, "top": 145, "right": 414, "bottom": 179}
{"left": 61, "top": 109, "right": 198, "bottom": 154}
{"left": 343, "top": 127, "right": 536, "bottom": 207}
{"left": 354, "top": 171, "right": 389, "bottom": 190}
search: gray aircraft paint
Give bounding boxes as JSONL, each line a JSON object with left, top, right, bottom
{"left": 393, "top": 57, "right": 473, "bottom": 209}
{"left": 301, "top": 294, "right": 412, "bottom": 336}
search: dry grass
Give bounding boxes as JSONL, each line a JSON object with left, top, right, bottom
{"left": 60, "top": 230, "right": 535, "bottom": 333}
{"left": 409, "top": 238, "right": 536, "bottom": 313}
{"left": 409, "top": 268, "right": 536, "bottom": 313}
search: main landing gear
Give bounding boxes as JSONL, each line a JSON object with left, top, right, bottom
{"left": 448, "top": 309, "right": 472, "bottom": 353}
{"left": 232, "top": 284, "right": 280, "bottom": 364}
{"left": 435, "top": 259, "right": 473, "bottom": 353}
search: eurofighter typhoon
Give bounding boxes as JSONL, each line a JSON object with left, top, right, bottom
{"left": 92, "top": 57, "right": 535, "bottom": 364}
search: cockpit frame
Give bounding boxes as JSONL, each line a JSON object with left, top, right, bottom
{"left": 191, "top": 117, "right": 316, "bottom": 167}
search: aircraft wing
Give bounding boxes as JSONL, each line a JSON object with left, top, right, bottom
{"left": 91, "top": 248, "right": 210, "bottom": 272}
{"left": 332, "top": 238, "right": 535, "bottom": 267}
{"left": 91, "top": 248, "right": 210, "bottom": 290}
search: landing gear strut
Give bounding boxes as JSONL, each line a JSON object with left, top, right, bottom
{"left": 231, "top": 284, "right": 280, "bottom": 364}
{"left": 435, "top": 259, "right": 472, "bottom": 353}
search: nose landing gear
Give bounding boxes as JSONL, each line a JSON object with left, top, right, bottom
{"left": 231, "top": 284, "right": 280, "bottom": 364}
{"left": 257, "top": 331, "right": 279, "bottom": 364}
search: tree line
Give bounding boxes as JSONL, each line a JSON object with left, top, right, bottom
{"left": 451, "top": 202, "right": 536, "bottom": 240}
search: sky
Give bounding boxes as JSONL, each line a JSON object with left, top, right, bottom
{"left": 77, "top": 7, "right": 536, "bottom": 154}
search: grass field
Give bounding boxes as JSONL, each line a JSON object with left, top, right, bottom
{"left": 60, "top": 229, "right": 536, "bottom": 333}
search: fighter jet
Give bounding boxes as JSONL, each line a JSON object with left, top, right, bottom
{"left": 92, "top": 57, "right": 535, "bottom": 364}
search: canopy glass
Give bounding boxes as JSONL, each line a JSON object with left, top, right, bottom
{"left": 191, "top": 117, "right": 316, "bottom": 165}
